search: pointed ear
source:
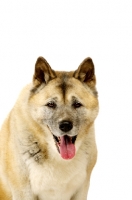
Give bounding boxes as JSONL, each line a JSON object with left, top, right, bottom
{"left": 33, "top": 57, "right": 56, "bottom": 86}
{"left": 73, "top": 57, "right": 96, "bottom": 88}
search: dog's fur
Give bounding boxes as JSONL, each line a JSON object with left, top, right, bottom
{"left": 0, "top": 57, "right": 99, "bottom": 200}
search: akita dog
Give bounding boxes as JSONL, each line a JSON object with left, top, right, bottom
{"left": 0, "top": 56, "right": 99, "bottom": 200}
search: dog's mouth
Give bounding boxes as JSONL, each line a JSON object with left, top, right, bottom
{"left": 53, "top": 135, "right": 77, "bottom": 160}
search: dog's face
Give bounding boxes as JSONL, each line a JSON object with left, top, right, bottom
{"left": 29, "top": 57, "right": 99, "bottom": 160}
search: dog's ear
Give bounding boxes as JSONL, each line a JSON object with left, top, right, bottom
{"left": 33, "top": 57, "right": 56, "bottom": 86}
{"left": 73, "top": 57, "right": 96, "bottom": 88}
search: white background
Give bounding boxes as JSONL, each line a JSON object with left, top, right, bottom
{"left": 0, "top": 1, "right": 132, "bottom": 199}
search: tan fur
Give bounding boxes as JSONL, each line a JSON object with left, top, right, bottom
{"left": 0, "top": 57, "right": 99, "bottom": 200}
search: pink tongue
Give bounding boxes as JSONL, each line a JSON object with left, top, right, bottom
{"left": 59, "top": 136, "right": 75, "bottom": 159}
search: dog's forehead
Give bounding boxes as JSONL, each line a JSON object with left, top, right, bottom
{"left": 42, "top": 72, "right": 74, "bottom": 102}
{"left": 53, "top": 75, "right": 80, "bottom": 104}
{"left": 42, "top": 71, "right": 96, "bottom": 105}
{"left": 57, "top": 73, "right": 72, "bottom": 97}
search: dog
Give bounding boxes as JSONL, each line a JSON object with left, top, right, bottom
{"left": 0, "top": 56, "right": 99, "bottom": 200}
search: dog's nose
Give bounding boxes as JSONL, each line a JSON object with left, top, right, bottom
{"left": 59, "top": 121, "right": 73, "bottom": 132}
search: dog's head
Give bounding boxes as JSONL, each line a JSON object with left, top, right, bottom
{"left": 29, "top": 57, "right": 99, "bottom": 160}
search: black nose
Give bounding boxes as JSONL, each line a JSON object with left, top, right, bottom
{"left": 59, "top": 121, "right": 73, "bottom": 132}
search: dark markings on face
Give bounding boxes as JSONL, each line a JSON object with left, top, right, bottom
{"left": 60, "top": 81, "right": 67, "bottom": 98}
{"left": 30, "top": 83, "right": 45, "bottom": 95}
{"left": 30, "top": 86, "right": 38, "bottom": 93}
{"left": 57, "top": 74, "right": 71, "bottom": 99}
{"left": 93, "top": 90, "right": 98, "bottom": 97}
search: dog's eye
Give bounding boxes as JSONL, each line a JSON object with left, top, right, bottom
{"left": 46, "top": 102, "right": 56, "bottom": 109}
{"left": 72, "top": 102, "right": 82, "bottom": 108}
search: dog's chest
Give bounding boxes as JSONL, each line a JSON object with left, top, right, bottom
{"left": 29, "top": 158, "right": 87, "bottom": 200}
